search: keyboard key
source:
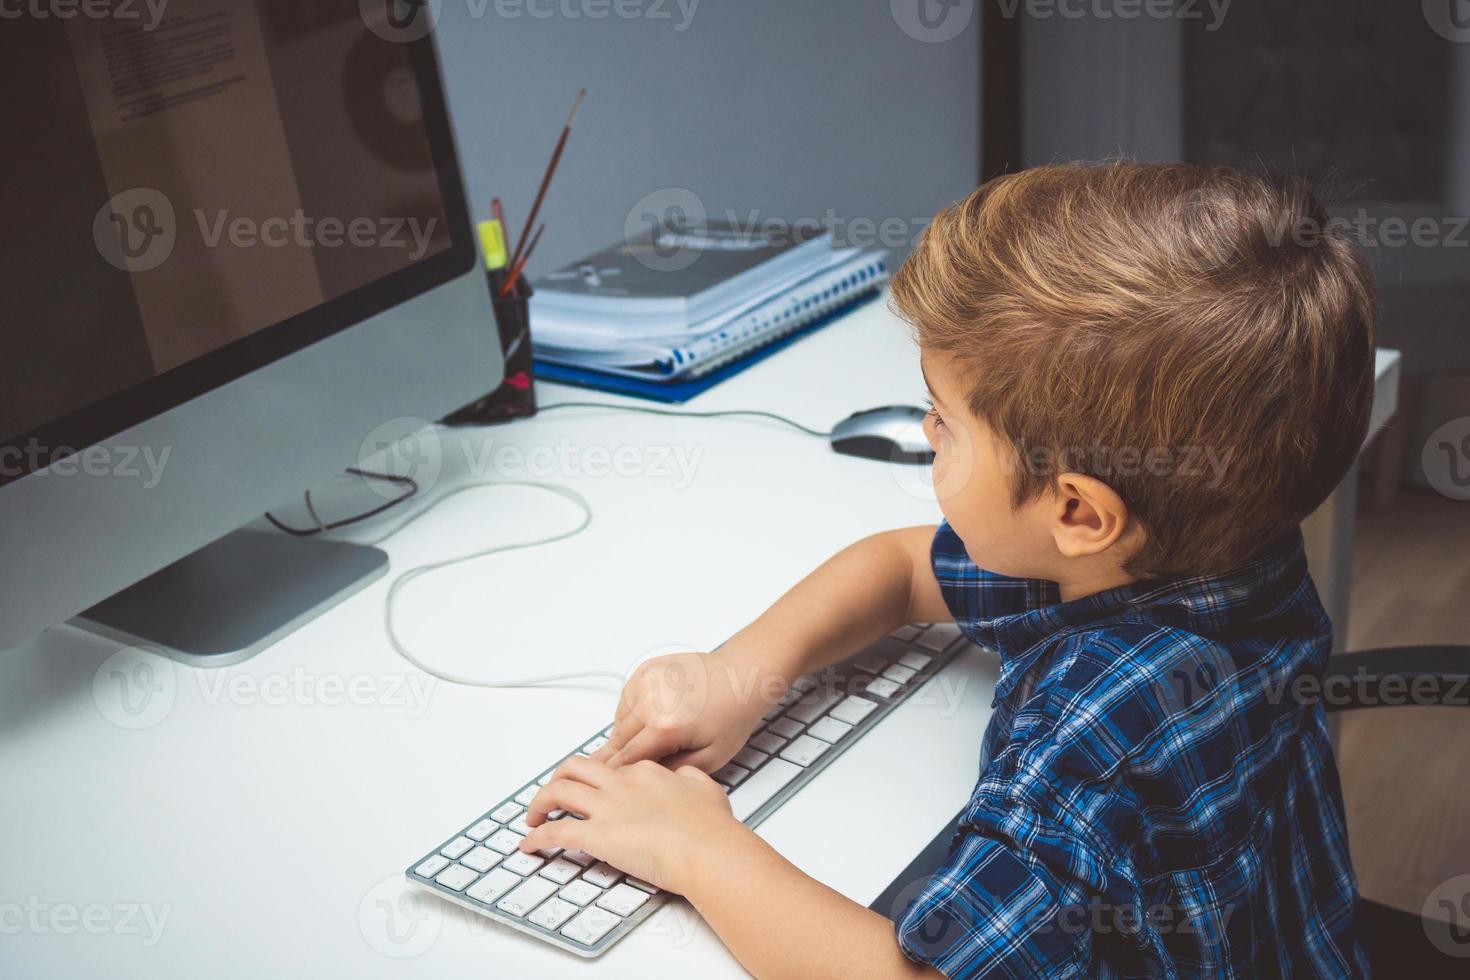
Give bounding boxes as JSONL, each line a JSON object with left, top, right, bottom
{"left": 761, "top": 701, "right": 786, "bottom": 722}
{"left": 508, "top": 813, "right": 533, "bottom": 836}
{"left": 413, "top": 854, "right": 450, "bottom": 879}
{"left": 501, "top": 851, "right": 546, "bottom": 876}
{"left": 898, "top": 651, "right": 933, "bottom": 671}
{"left": 731, "top": 747, "right": 768, "bottom": 771}
{"left": 491, "top": 802, "right": 524, "bottom": 823}
{"left": 891, "top": 625, "right": 924, "bottom": 641}
{"left": 558, "top": 879, "right": 603, "bottom": 907}
{"left": 749, "top": 731, "right": 787, "bottom": 755}
{"left": 785, "top": 687, "right": 844, "bottom": 724}
{"left": 583, "top": 862, "right": 623, "bottom": 888}
{"left": 434, "top": 863, "right": 479, "bottom": 892}
{"left": 461, "top": 846, "right": 501, "bottom": 873}
{"left": 853, "top": 654, "right": 886, "bottom": 675}
{"left": 829, "top": 695, "right": 878, "bottom": 725}
{"left": 466, "top": 819, "right": 497, "bottom": 841}
{"left": 625, "top": 876, "right": 660, "bottom": 894}
{"left": 514, "top": 786, "right": 539, "bottom": 806}
{"left": 466, "top": 868, "right": 520, "bottom": 905}
{"left": 485, "top": 829, "right": 525, "bottom": 855}
{"left": 497, "top": 876, "right": 560, "bottom": 917}
{"left": 538, "top": 771, "right": 555, "bottom": 786}
{"left": 561, "top": 850, "right": 596, "bottom": 867}
{"left": 915, "top": 624, "right": 961, "bottom": 652}
{"left": 440, "top": 836, "right": 474, "bottom": 860}
{"left": 583, "top": 735, "right": 608, "bottom": 754}
{"left": 728, "top": 758, "right": 802, "bottom": 822}
{"left": 597, "top": 883, "right": 651, "bottom": 916}
{"left": 864, "top": 677, "right": 902, "bottom": 699}
{"left": 791, "top": 674, "right": 820, "bottom": 694}
{"left": 779, "top": 734, "right": 831, "bottom": 768}
{"left": 528, "top": 896, "right": 579, "bottom": 931}
{"left": 539, "top": 857, "right": 582, "bottom": 884}
{"left": 767, "top": 717, "right": 804, "bottom": 739}
{"left": 881, "top": 664, "right": 917, "bottom": 685}
{"left": 805, "top": 716, "right": 854, "bottom": 744}
{"left": 713, "top": 763, "right": 751, "bottom": 788}
{"left": 562, "top": 906, "right": 621, "bottom": 947}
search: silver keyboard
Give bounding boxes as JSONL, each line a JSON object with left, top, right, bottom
{"left": 404, "top": 623, "right": 968, "bottom": 958}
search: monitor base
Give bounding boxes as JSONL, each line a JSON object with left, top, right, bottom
{"left": 72, "top": 529, "right": 389, "bottom": 667}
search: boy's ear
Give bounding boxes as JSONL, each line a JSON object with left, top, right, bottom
{"left": 1048, "top": 472, "right": 1132, "bottom": 559}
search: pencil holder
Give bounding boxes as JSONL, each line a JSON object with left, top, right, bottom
{"left": 442, "top": 273, "right": 537, "bottom": 426}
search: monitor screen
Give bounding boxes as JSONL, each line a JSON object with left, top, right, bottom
{"left": 2, "top": 0, "right": 471, "bottom": 485}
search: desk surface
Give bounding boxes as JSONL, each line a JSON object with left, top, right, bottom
{"left": 0, "top": 297, "right": 999, "bottom": 979}
{"left": 0, "top": 298, "right": 1401, "bottom": 979}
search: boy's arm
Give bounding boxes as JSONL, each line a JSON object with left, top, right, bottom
{"left": 597, "top": 525, "right": 952, "bottom": 769}
{"left": 722, "top": 524, "right": 952, "bottom": 684}
{"left": 686, "top": 823, "right": 944, "bottom": 980}
{"left": 521, "top": 759, "right": 946, "bottom": 980}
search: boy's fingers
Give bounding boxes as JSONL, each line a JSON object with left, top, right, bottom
{"left": 519, "top": 817, "right": 591, "bottom": 856}
{"left": 551, "top": 755, "right": 613, "bottom": 788}
{"left": 660, "top": 745, "right": 724, "bottom": 773}
{"left": 601, "top": 713, "right": 644, "bottom": 758}
{"left": 606, "top": 724, "right": 683, "bottom": 768}
{"left": 527, "top": 779, "right": 599, "bottom": 827}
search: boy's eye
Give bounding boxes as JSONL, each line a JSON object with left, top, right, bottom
{"left": 927, "top": 407, "right": 946, "bottom": 429}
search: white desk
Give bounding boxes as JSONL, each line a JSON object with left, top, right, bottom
{"left": 0, "top": 297, "right": 998, "bottom": 979}
{"left": 0, "top": 298, "right": 1400, "bottom": 978}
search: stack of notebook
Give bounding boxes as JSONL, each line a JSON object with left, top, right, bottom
{"left": 530, "top": 221, "right": 889, "bottom": 401}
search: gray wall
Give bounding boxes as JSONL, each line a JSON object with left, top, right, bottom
{"left": 432, "top": 0, "right": 980, "bottom": 276}
{"left": 1022, "top": 14, "right": 1183, "bottom": 165}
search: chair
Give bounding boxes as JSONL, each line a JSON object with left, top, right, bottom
{"left": 1326, "top": 645, "right": 1470, "bottom": 978}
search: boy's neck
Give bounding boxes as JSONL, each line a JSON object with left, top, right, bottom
{"left": 1054, "top": 565, "right": 1138, "bottom": 604}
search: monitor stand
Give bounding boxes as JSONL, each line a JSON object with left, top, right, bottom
{"left": 71, "top": 529, "right": 389, "bottom": 667}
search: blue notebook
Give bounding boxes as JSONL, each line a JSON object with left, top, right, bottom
{"left": 534, "top": 290, "right": 882, "bottom": 403}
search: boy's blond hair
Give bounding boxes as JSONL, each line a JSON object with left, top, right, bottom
{"left": 892, "top": 162, "right": 1377, "bottom": 578}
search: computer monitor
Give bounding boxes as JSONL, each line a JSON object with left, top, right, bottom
{"left": 0, "top": 1, "right": 499, "bottom": 663}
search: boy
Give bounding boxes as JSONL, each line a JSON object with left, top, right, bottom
{"left": 518, "top": 162, "right": 1375, "bottom": 977}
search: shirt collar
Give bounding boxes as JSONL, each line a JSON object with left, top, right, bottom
{"left": 976, "top": 530, "right": 1311, "bottom": 703}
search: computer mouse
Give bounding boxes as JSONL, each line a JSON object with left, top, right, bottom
{"left": 829, "top": 405, "right": 936, "bottom": 464}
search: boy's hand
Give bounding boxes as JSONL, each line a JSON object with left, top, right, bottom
{"left": 520, "top": 756, "right": 744, "bottom": 894}
{"left": 592, "top": 649, "right": 780, "bottom": 772}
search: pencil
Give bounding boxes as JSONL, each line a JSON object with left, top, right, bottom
{"left": 508, "top": 88, "right": 585, "bottom": 271}
{"left": 499, "top": 222, "right": 545, "bottom": 297}
{"left": 492, "top": 197, "right": 507, "bottom": 234}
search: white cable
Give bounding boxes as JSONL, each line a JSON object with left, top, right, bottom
{"left": 377, "top": 478, "right": 627, "bottom": 688}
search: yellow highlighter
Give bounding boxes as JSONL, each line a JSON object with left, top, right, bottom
{"left": 478, "top": 219, "right": 508, "bottom": 272}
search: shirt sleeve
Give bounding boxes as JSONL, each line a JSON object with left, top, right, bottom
{"left": 931, "top": 521, "right": 1059, "bottom": 627}
{"left": 895, "top": 810, "right": 1097, "bottom": 979}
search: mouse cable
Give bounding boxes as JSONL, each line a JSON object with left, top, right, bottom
{"left": 367, "top": 404, "right": 830, "bottom": 689}
{"left": 536, "top": 400, "right": 832, "bottom": 439}
{"left": 380, "top": 479, "right": 628, "bottom": 688}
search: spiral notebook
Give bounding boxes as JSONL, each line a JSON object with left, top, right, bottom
{"left": 533, "top": 290, "right": 883, "bottom": 403}
{"left": 535, "top": 250, "right": 889, "bottom": 384}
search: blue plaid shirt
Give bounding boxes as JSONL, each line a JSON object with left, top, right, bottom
{"left": 896, "top": 522, "right": 1366, "bottom": 978}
